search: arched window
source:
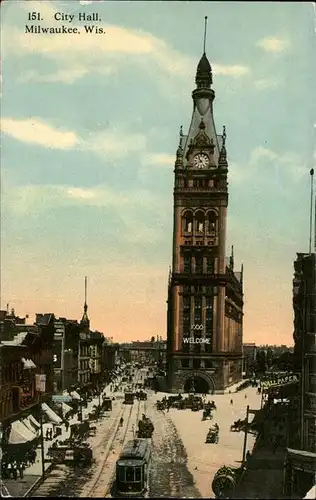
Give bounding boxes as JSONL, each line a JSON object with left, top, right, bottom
{"left": 195, "top": 211, "right": 205, "bottom": 233}
{"left": 182, "top": 211, "right": 193, "bottom": 234}
{"left": 207, "top": 211, "right": 217, "bottom": 234}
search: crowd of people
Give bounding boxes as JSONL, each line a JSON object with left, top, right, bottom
{"left": 1, "top": 448, "right": 37, "bottom": 481}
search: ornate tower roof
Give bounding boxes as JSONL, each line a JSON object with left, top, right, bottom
{"left": 195, "top": 52, "right": 213, "bottom": 88}
{"left": 181, "top": 16, "right": 226, "bottom": 166}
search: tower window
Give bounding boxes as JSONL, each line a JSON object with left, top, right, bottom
{"left": 206, "top": 257, "right": 214, "bottom": 273}
{"left": 206, "top": 296, "right": 213, "bottom": 310}
{"left": 181, "top": 358, "right": 189, "bottom": 368}
{"left": 195, "top": 211, "right": 205, "bottom": 234}
{"left": 194, "top": 297, "right": 202, "bottom": 323}
{"left": 193, "top": 358, "right": 201, "bottom": 369}
{"left": 195, "top": 256, "right": 203, "bottom": 273}
{"left": 183, "top": 255, "right": 191, "bottom": 273}
{"left": 207, "top": 211, "right": 217, "bottom": 234}
{"left": 182, "top": 211, "right": 193, "bottom": 234}
{"left": 183, "top": 296, "right": 190, "bottom": 311}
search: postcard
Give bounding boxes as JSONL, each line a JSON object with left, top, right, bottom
{"left": 1, "top": 1, "right": 315, "bottom": 499}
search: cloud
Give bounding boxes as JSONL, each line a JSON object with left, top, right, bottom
{"left": 256, "top": 37, "right": 290, "bottom": 53}
{"left": 1, "top": 116, "right": 147, "bottom": 159}
{"left": 3, "top": 181, "right": 167, "bottom": 246}
{"left": 3, "top": 1, "right": 251, "bottom": 84}
{"left": 4, "top": 183, "right": 164, "bottom": 216}
{"left": 142, "top": 153, "right": 175, "bottom": 166}
{"left": 86, "top": 128, "right": 147, "bottom": 159}
{"left": 213, "top": 64, "right": 250, "bottom": 78}
{"left": 79, "top": 1, "right": 103, "bottom": 4}
{"left": 67, "top": 188, "right": 96, "bottom": 200}
{"left": 254, "top": 78, "right": 282, "bottom": 90}
{"left": 1, "top": 117, "right": 79, "bottom": 149}
{"left": 20, "top": 67, "right": 90, "bottom": 84}
{"left": 229, "top": 146, "right": 308, "bottom": 187}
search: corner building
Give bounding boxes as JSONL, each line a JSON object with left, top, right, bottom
{"left": 166, "top": 50, "right": 244, "bottom": 394}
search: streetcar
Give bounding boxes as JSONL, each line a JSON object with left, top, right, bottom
{"left": 115, "top": 438, "right": 151, "bottom": 496}
{"left": 124, "top": 392, "right": 135, "bottom": 405}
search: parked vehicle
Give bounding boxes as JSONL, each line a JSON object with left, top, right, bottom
{"left": 202, "top": 408, "right": 213, "bottom": 420}
{"left": 206, "top": 424, "right": 219, "bottom": 444}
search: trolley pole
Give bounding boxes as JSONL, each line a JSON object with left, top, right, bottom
{"left": 242, "top": 405, "right": 250, "bottom": 466}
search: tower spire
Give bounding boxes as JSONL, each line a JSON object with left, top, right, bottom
{"left": 81, "top": 275, "right": 90, "bottom": 329}
{"left": 222, "top": 125, "right": 226, "bottom": 146}
{"left": 203, "top": 16, "right": 208, "bottom": 54}
{"left": 84, "top": 275, "right": 87, "bottom": 310}
{"left": 230, "top": 245, "right": 234, "bottom": 270}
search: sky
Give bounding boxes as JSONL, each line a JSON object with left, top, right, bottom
{"left": 1, "top": 0, "right": 315, "bottom": 345}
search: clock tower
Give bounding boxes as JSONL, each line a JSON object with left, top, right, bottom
{"left": 166, "top": 30, "right": 244, "bottom": 394}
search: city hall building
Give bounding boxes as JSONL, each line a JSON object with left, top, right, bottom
{"left": 166, "top": 47, "right": 244, "bottom": 394}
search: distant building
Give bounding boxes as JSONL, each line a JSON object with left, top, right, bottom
{"left": 166, "top": 45, "right": 243, "bottom": 394}
{"left": 120, "top": 340, "right": 166, "bottom": 365}
{"left": 89, "top": 331, "right": 104, "bottom": 388}
{"left": 242, "top": 343, "right": 257, "bottom": 374}
{"left": 52, "top": 317, "right": 80, "bottom": 393}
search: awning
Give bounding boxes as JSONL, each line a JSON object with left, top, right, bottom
{"left": 70, "top": 391, "right": 81, "bottom": 400}
{"left": 28, "top": 415, "right": 41, "bottom": 428}
{"left": 62, "top": 402, "right": 72, "bottom": 415}
{"left": 0, "top": 481, "right": 12, "bottom": 498}
{"left": 21, "top": 357, "right": 36, "bottom": 369}
{"left": 8, "top": 420, "right": 37, "bottom": 444}
{"left": 304, "top": 485, "right": 316, "bottom": 499}
{"left": 41, "top": 403, "right": 62, "bottom": 425}
{"left": 22, "top": 418, "right": 39, "bottom": 437}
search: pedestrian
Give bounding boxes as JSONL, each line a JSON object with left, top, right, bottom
{"left": 18, "top": 464, "right": 24, "bottom": 479}
{"left": 45, "top": 428, "right": 49, "bottom": 440}
{"left": 65, "top": 421, "right": 69, "bottom": 432}
{"left": 12, "top": 466, "right": 18, "bottom": 480}
{"left": 49, "top": 428, "right": 53, "bottom": 440}
{"left": 245, "top": 394, "right": 247, "bottom": 399}
{"left": 230, "top": 399, "right": 233, "bottom": 405}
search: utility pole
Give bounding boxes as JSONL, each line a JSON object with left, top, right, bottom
{"left": 36, "top": 373, "right": 46, "bottom": 479}
{"left": 242, "top": 405, "right": 250, "bottom": 466}
{"left": 39, "top": 392, "right": 45, "bottom": 478}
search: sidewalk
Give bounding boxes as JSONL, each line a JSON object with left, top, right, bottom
{"left": 3, "top": 380, "right": 119, "bottom": 496}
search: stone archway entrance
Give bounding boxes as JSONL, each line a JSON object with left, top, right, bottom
{"left": 181, "top": 371, "right": 215, "bottom": 394}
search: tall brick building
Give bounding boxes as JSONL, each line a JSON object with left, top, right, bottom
{"left": 166, "top": 48, "right": 243, "bottom": 394}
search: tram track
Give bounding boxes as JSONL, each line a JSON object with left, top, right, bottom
{"left": 83, "top": 404, "right": 132, "bottom": 497}
{"left": 85, "top": 373, "right": 147, "bottom": 498}
{"left": 104, "top": 397, "right": 147, "bottom": 498}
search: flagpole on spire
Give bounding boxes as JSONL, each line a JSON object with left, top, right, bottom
{"left": 309, "top": 168, "right": 314, "bottom": 253}
{"left": 203, "top": 16, "right": 208, "bottom": 54}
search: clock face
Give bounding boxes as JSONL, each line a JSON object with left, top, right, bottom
{"left": 193, "top": 153, "right": 209, "bottom": 169}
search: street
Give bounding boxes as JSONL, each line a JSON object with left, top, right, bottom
{"left": 24, "top": 373, "right": 260, "bottom": 498}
